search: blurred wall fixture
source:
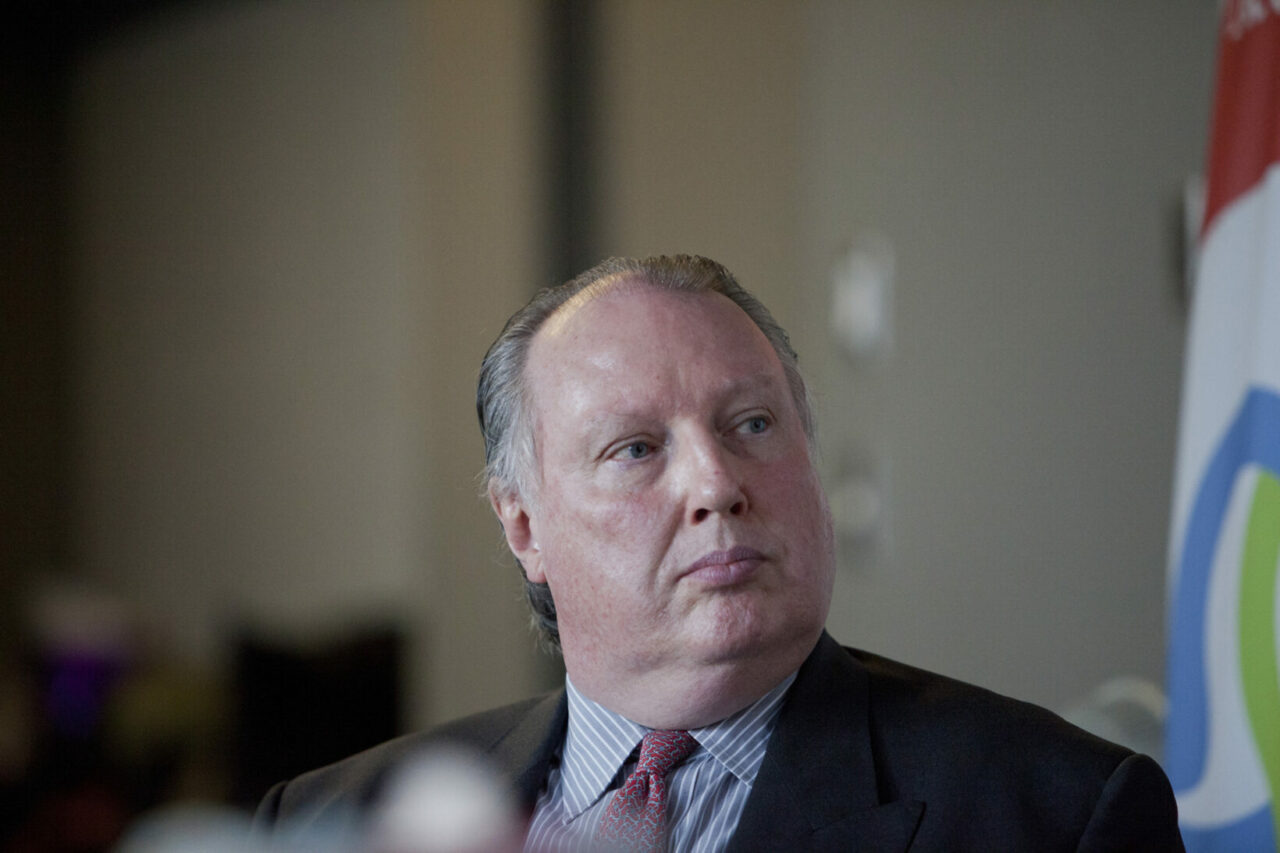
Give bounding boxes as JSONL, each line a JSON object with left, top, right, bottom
{"left": 827, "top": 231, "right": 895, "bottom": 570}
{"left": 830, "top": 231, "right": 896, "bottom": 363}
{"left": 829, "top": 448, "right": 889, "bottom": 570}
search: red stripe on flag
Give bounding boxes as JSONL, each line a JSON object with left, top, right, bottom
{"left": 1202, "top": 8, "right": 1280, "bottom": 238}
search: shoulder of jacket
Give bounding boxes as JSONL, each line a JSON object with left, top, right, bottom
{"left": 261, "top": 691, "right": 558, "bottom": 832}
{"left": 840, "top": 644, "right": 1133, "bottom": 773}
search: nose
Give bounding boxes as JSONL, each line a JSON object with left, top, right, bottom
{"left": 682, "top": 433, "right": 749, "bottom": 523}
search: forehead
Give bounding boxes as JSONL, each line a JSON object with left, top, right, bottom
{"left": 531, "top": 282, "right": 777, "bottom": 373}
{"left": 524, "top": 283, "right": 785, "bottom": 419}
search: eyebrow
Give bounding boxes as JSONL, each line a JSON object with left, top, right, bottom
{"left": 714, "top": 372, "right": 783, "bottom": 399}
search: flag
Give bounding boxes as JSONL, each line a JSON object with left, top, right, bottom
{"left": 1165, "top": 4, "right": 1280, "bottom": 850}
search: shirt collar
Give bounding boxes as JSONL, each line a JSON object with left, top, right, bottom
{"left": 557, "top": 671, "right": 798, "bottom": 819}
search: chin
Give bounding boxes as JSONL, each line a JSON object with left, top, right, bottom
{"left": 689, "top": 613, "right": 816, "bottom": 667}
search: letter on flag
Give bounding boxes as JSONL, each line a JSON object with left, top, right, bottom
{"left": 1165, "top": 3, "right": 1280, "bottom": 850}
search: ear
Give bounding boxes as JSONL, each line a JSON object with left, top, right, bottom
{"left": 489, "top": 487, "right": 546, "bottom": 582}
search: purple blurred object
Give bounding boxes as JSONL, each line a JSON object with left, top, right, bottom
{"left": 43, "top": 648, "right": 128, "bottom": 739}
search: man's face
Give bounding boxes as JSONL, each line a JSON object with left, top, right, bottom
{"left": 501, "top": 283, "right": 835, "bottom": 706}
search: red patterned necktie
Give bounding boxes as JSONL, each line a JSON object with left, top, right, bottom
{"left": 596, "top": 729, "right": 699, "bottom": 852}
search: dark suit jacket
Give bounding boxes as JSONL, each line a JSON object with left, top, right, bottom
{"left": 256, "top": 632, "right": 1184, "bottom": 851}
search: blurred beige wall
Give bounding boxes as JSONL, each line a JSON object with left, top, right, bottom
{"left": 62, "top": 0, "right": 1217, "bottom": 740}
{"left": 67, "top": 0, "right": 548, "bottom": 729}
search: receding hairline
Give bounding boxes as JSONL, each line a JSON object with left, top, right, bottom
{"left": 536, "top": 271, "right": 689, "bottom": 340}
{"left": 523, "top": 276, "right": 780, "bottom": 413}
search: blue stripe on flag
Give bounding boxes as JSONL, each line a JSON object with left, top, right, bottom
{"left": 1179, "top": 803, "right": 1275, "bottom": 851}
{"left": 1165, "top": 387, "right": 1280, "bottom": 843}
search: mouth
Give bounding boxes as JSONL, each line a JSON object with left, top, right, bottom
{"left": 682, "top": 546, "right": 766, "bottom": 586}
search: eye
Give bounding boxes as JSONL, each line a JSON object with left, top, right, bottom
{"left": 610, "top": 440, "right": 656, "bottom": 461}
{"left": 737, "top": 414, "right": 771, "bottom": 435}
{"left": 624, "top": 441, "right": 652, "bottom": 459}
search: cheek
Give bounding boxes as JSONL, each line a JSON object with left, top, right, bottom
{"left": 539, "top": 483, "right": 671, "bottom": 584}
{"left": 764, "top": 454, "right": 823, "bottom": 511}
{"left": 539, "top": 490, "right": 674, "bottom": 643}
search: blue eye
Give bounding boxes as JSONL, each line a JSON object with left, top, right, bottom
{"left": 746, "top": 416, "right": 769, "bottom": 434}
{"left": 608, "top": 438, "right": 658, "bottom": 463}
{"left": 625, "top": 442, "right": 651, "bottom": 459}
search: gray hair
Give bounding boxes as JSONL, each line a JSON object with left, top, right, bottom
{"left": 476, "top": 254, "right": 814, "bottom": 650}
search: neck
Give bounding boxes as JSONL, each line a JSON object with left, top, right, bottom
{"left": 564, "top": 632, "right": 820, "bottom": 729}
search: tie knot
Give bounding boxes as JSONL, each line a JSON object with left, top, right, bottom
{"left": 635, "top": 730, "right": 698, "bottom": 778}
{"left": 596, "top": 730, "right": 697, "bottom": 850}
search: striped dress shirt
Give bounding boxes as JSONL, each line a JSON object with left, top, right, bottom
{"left": 524, "top": 672, "right": 797, "bottom": 853}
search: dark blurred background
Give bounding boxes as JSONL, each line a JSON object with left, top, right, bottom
{"left": 2, "top": 1, "right": 1215, "bottom": 849}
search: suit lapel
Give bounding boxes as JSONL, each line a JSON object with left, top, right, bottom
{"left": 725, "top": 633, "right": 923, "bottom": 852}
{"left": 487, "top": 689, "right": 568, "bottom": 810}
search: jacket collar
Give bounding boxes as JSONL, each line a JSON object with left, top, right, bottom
{"left": 725, "top": 632, "right": 924, "bottom": 852}
{"left": 489, "top": 689, "right": 568, "bottom": 811}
